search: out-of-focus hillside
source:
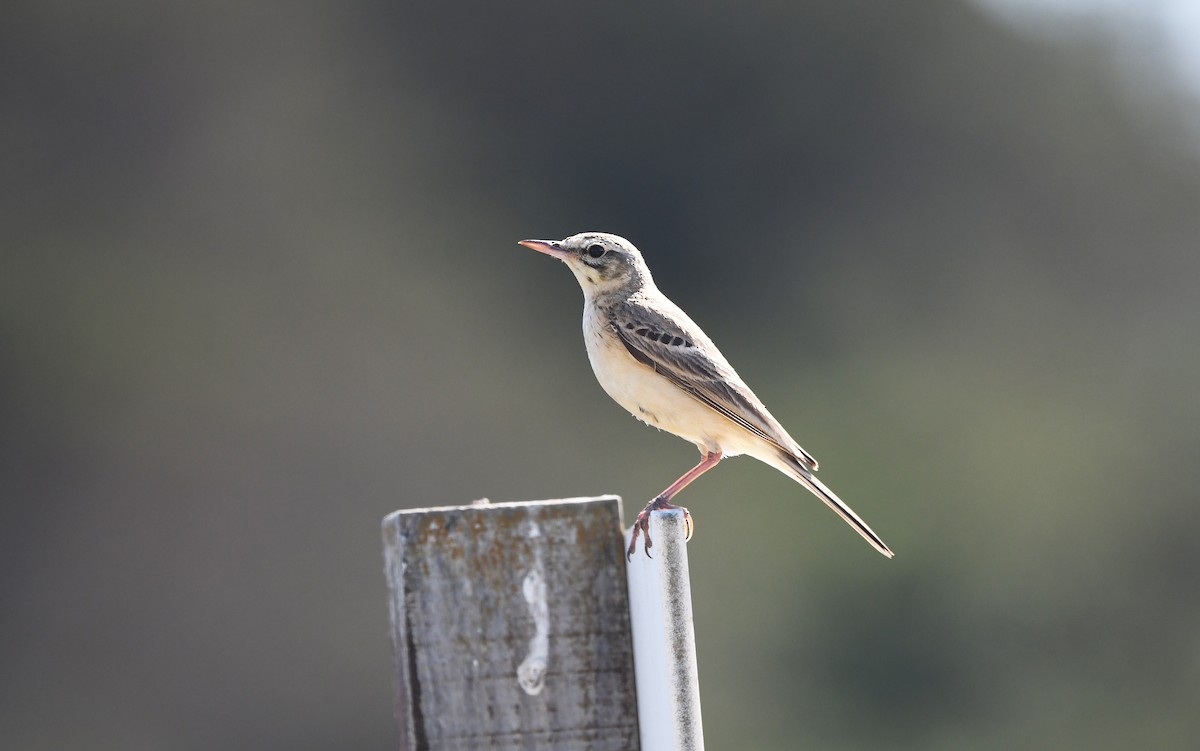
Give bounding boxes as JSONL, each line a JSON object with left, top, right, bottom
{"left": 3, "top": 2, "right": 1199, "bottom": 749}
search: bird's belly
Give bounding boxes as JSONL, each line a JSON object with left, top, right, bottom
{"left": 584, "top": 321, "right": 744, "bottom": 455}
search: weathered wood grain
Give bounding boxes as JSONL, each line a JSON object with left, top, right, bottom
{"left": 382, "top": 496, "right": 639, "bottom": 751}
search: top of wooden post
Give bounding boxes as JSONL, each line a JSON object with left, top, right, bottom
{"left": 382, "top": 495, "right": 639, "bottom": 751}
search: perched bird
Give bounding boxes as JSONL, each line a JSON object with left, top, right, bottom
{"left": 520, "top": 232, "right": 893, "bottom": 560}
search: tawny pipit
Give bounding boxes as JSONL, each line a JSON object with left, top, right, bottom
{"left": 520, "top": 232, "right": 893, "bottom": 560}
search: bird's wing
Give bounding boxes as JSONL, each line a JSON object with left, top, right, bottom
{"left": 607, "top": 298, "right": 818, "bottom": 470}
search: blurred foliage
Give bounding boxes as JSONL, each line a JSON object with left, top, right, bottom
{"left": 3, "top": 1, "right": 1200, "bottom": 749}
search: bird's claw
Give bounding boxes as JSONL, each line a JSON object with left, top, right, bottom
{"left": 626, "top": 497, "right": 693, "bottom": 560}
{"left": 626, "top": 512, "right": 652, "bottom": 560}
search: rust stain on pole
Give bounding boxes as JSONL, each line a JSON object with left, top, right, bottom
{"left": 383, "top": 496, "right": 640, "bottom": 751}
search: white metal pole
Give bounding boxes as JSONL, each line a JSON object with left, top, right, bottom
{"left": 625, "top": 509, "right": 705, "bottom": 751}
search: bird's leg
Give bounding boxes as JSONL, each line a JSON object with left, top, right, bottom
{"left": 628, "top": 450, "right": 723, "bottom": 559}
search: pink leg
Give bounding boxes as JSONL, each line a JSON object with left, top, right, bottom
{"left": 627, "top": 450, "right": 723, "bottom": 559}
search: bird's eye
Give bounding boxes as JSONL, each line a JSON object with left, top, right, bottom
{"left": 586, "top": 244, "right": 606, "bottom": 259}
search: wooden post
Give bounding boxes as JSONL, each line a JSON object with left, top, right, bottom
{"left": 625, "top": 509, "right": 705, "bottom": 751}
{"left": 381, "top": 496, "right": 640, "bottom": 751}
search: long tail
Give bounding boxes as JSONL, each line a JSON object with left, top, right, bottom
{"left": 774, "top": 451, "right": 894, "bottom": 558}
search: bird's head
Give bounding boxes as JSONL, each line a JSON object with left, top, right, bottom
{"left": 519, "top": 232, "right": 652, "bottom": 295}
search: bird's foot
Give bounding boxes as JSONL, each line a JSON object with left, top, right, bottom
{"left": 626, "top": 496, "right": 693, "bottom": 560}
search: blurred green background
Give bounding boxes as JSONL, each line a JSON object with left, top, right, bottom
{"left": 5, "top": 1, "right": 1200, "bottom": 749}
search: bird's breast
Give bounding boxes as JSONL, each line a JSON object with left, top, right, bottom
{"left": 581, "top": 309, "right": 745, "bottom": 455}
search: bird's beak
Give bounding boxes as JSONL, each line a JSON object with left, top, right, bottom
{"left": 519, "top": 239, "right": 570, "bottom": 260}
